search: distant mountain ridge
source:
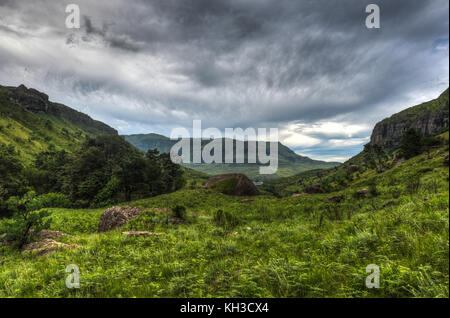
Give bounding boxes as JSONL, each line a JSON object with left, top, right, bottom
{"left": 370, "top": 88, "right": 449, "bottom": 151}
{"left": 124, "top": 133, "right": 340, "bottom": 180}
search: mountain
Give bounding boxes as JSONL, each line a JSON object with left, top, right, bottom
{"left": 0, "top": 84, "right": 117, "bottom": 163}
{"left": 124, "top": 133, "right": 340, "bottom": 180}
{"left": 370, "top": 88, "right": 449, "bottom": 151}
{"left": 261, "top": 89, "right": 450, "bottom": 196}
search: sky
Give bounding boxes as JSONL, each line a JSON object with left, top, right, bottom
{"left": 0, "top": 0, "right": 448, "bottom": 162}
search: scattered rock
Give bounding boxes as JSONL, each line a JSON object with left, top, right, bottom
{"left": 291, "top": 193, "right": 308, "bottom": 198}
{"left": 0, "top": 233, "right": 9, "bottom": 247}
{"left": 356, "top": 189, "right": 370, "bottom": 198}
{"left": 394, "top": 158, "right": 406, "bottom": 167}
{"left": 304, "top": 184, "right": 324, "bottom": 194}
{"left": 30, "top": 229, "right": 69, "bottom": 240}
{"left": 22, "top": 239, "right": 79, "bottom": 256}
{"left": 326, "top": 195, "right": 344, "bottom": 203}
{"left": 347, "top": 165, "right": 360, "bottom": 173}
{"left": 98, "top": 206, "right": 145, "bottom": 233}
{"left": 122, "top": 231, "right": 163, "bottom": 236}
{"left": 205, "top": 173, "right": 260, "bottom": 196}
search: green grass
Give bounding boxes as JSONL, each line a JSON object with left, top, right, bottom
{"left": 0, "top": 146, "right": 448, "bottom": 298}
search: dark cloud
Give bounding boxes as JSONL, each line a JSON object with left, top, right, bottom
{"left": 0, "top": 0, "right": 448, "bottom": 161}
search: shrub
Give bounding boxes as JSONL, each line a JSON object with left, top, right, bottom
{"left": 35, "top": 193, "right": 71, "bottom": 208}
{"left": 406, "top": 175, "right": 421, "bottom": 195}
{"left": 368, "top": 180, "right": 379, "bottom": 196}
{"left": 213, "top": 209, "right": 241, "bottom": 229}
{"left": 173, "top": 205, "right": 187, "bottom": 220}
{"left": 0, "top": 192, "right": 51, "bottom": 249}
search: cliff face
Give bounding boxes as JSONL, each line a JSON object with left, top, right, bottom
{"left": 4, "top": 84, "right": 118, "bottom": 136}
{"left": 370, "top": 88, "right": 449, "bottom": 151}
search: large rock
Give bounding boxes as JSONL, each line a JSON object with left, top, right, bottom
{"left": 98, "top": 206, "right": 145, "bottom": 233}
{"left": 205, "top": 173, "right": 260, "bottom": 196}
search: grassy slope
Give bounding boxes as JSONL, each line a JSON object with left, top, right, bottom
{"left": 0, "top": 86, "right": 115, "bottom": 164}
{"left": 0, "top": 143, "right": 448, "bottom": 297}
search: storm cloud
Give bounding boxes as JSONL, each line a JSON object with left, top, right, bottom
{"left": 0, "top": 0, "right": 448, "bottom": 161}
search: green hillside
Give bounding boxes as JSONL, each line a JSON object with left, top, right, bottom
{"left": 0, "top": 133, "right": 448, "bottom": 297}
{"left": 0, "top": 84, "right": 117, "bottom": 164}
{"left": 124, "top": 134, "right": 339, "bottom": 180}
{"left": 371, "top": 88, "right": 449, "bottom": 151}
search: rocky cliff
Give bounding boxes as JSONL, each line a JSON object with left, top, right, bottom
{"left": 3, "top": 84, "right": 117, "bottom": 136}
{"left": 370, "top": 88, "right": 449, "bottom": 151}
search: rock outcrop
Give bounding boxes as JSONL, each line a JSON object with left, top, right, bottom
{"left": 98, "top": 206, "right": 145, "bottom": 232}
{"left": 370, "top": 88, "right": 449, "bottom": 151}
{"left": 205, "top": 173, "right": 260, "bottom": 196}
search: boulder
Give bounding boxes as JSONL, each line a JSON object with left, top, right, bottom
{"left": 356, "top": 189, "right": 370, "bottom": 198}
{"left": 22, "top": 239, "right": 79, "bottom": 256}
{"left": 291, "top": 193, "right": 308, "bottom": 198}
{"left": 205, "top": 174, "right": 260, "bottom": 196}
{"left": 98, "top": 206, "right": 145, "bottom": 233}
{"left": 30, "top": 229, "right": 69, "bottom": 240}
{"left": 326, "top": 195, "right": 344, "bottom": 203}
{"left": 304, "top": 184, "right": 324, "bottom": 194}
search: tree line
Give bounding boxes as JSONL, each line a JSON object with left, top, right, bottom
{"left": 0, "top": 135, "right": 185, "bottom": 217}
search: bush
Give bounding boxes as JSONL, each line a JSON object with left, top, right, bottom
{"left": 0, "top": 192, "right": 51, "bottom": 249}
{"left": 35, "top": 193, "right": 71, "bottom": 208}
{"left": 173, "top": 205, "right": 187, "bottom": 220}
{"left": 368, "top": 180, "right": 379, "bottom": 196}
{"left": 406, "top": 175, "right": 421, "bottom": 195}
{"left": 213, "top": 209, "right": 241, "bottom": 229}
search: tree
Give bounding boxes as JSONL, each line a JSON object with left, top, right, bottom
{"left": 0, "top": 191, "right": 50, "bottom": 249}
{"left": 399, "top": 128, "right": 423, "bottom": 159}
{"left": 0, "top": 144, "right": 28, "bottom": 217}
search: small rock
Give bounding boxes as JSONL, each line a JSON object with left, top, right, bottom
{"left": 122, "top": 231, "right": 163, "bottom": 236}
{"left": 291, "top": 193, "right": 308, "bottom": 198}
{"left": 22, "top": 239, "right": 79, "bottom": 256}
{"left": 326, "top": 195, "right": 344, "bottom": 203}
{"left": 29, "top": 229, "right": 69, "bottom": 240}
{"left": 304, "top": 185, "right": 324, "bottom": 194}
{"left": 356, "top": 189, "right": 370, "bottom": 198}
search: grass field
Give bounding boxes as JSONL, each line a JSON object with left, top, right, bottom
{"left": 0, "top": 145, "right": 448, "bottom": 298}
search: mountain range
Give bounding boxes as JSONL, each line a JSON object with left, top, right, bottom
{"left": 123, "top": 134, "right": 340, "bottom": 180}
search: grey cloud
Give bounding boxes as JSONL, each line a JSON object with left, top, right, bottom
{"left": 0, "top": 0, "right": 448, "bottom": 159}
